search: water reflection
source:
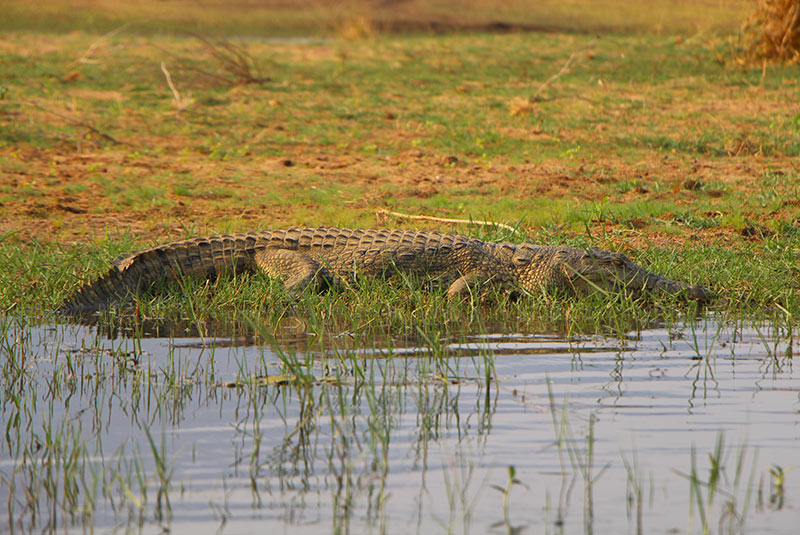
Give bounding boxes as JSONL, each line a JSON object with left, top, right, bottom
{"left": 0, "top": 314, "right": 797, "bottom": 534}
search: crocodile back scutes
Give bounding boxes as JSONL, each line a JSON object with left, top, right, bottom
{"left": 265, "top": 227, "right": 476, "bottom": 253}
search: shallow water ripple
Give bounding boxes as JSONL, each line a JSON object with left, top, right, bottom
{"left": 1, "top": 315, "right": 797, "bottom": 534}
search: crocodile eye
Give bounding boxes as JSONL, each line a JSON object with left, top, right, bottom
{"left": 610, "top": 253, "right": 627, "bottom": 267}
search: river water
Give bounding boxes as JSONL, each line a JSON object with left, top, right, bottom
{"left": 1, "top": 314, "right": 797, "bottom": 534}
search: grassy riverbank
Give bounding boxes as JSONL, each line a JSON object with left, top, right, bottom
{"left": 1, "top": 2, "right": 798, "bottom": 323}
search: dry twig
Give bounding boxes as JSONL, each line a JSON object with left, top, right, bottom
{"left": 153, "top": 35, "right": 270, "bottom": 87}
{"left": 190, "top": 34, "right": 270, "bottom": 86}
{"left": 27, "top": 100, "right": 123, "bottom": 145}
{"left": 510, "top": 42, "right": 595, "bottom": 115}
{"left": 531, "top": 45, "right": 593, "bottom": 102}
{"left": 64, "top": 24, "right": 129, "bottom": 73}
{"left": 376, "top": 209, "right": 521, "bottom": 234}
{"left": 160, "top": 62, "right": 193, "bottom": 111}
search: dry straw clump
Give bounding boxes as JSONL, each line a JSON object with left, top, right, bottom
{"left": 742, "top": 0, "right": 800, "bottom": 62}
{"left": 336, "top": 15, "right": 377, "bottom": 40}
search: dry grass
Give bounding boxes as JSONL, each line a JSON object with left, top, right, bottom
{"left": 0, "top": 0, "right": 752, "bottom": 36}
{"left": 741, "top": 0, "right": 800, "bottom": 62}
{"left": 336, "top": 15, "right": 377, "bottom": 41}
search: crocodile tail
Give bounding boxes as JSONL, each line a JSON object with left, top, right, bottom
{"left": 58, "top": 233, "right": 272, "bottom": 314}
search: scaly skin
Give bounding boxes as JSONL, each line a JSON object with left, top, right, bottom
{"left": 58, "top": 227, "right": 711, "bottom": 313}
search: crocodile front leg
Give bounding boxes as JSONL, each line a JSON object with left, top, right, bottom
{"left": 445, "top": 245, "right": 513, "bottom": 299}
{"left": 254, "top": 248, "right": 337, "bottom": 293}
{"left": 446, "top": 273, "right": 485, "bottom": 299}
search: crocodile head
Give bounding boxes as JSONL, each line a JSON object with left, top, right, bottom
{"left": 511, "top": 244, "right": 711, "bottom": 302}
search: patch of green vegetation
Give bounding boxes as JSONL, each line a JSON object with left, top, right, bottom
{"left": 643, "top": 135, "right": 729, "bottom": 157}
{"left": 671, "top": 211, "right": 721, "bottom": 230}
{"left": 116, "top": 184, "right": 172, "bottom": 208}
{"left": 172, "top": 181, "right": 233, "bottom": 200}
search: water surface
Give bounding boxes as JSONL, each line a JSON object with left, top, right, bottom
{"left": 1, "top": 315, "right": 797, "bottom": 534}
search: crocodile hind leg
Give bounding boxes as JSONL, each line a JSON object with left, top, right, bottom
{"left": 254, "top": 248, "right": 338, "bottom": 293}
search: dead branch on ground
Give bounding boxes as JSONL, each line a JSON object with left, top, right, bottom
{"left": 510, "top": 42, "right": 595, "bottom": 115}
{"left": 195, "top": 34, "right": 269, "bottom": 85}
{"left": 531, "top": 45, "right": 593, "bottom": 102}
{"left": 64, "top": 24, "right": 129, "bottom": 74}
{"left": 26, "top": 100, "right": 124, "bottom": 145}
{"left": 178, "top": 35, "right": 271, "bottom": 86}
{"left": 376, "top": 209, "right": 521, "bottom": 234}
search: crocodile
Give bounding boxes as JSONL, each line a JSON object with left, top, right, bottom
{"left": 58, "top": 227, "right": 711, "bottom": 313}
